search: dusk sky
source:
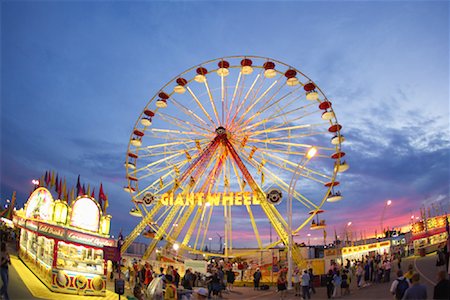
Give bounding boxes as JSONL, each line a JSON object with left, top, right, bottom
{"left": 1, "top": 1, "right": 449, "bottom": 248}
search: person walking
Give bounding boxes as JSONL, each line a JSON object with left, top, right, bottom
{"left": 402, "top": 273, "right": 427, "bottom": 300}
{"left": 332, "top": 270, "right": 342, "bottom": 298}
{"left": 308, "top": 268, "right": 316, "bottom": 295}
{"left": 341, "top": 269, "right": 350, "bottom": 296}
{"left": 293, "top": 268, "right": 301, "bottom": 297}
{"left": 277, "top": 271, "right": 287, "bottom": 300}
{"left": 433, "top": 270, "right": 450, "bottom": 300}
{"left": 0, "top": 243, "right": 10, "bottom": 300}
{"left": 226, "top": 268, "right": 235, "bottom": 291}
{"left": 253, "top": 268, "right": 262, "bottom": 290}
{"left": 301, "top": 270, "right": 311, "bottom": 299}
{"left": 325, "top": 270, "right": 334, "bottom": 299}
{"left": 383, "top": 259, "right": 392, "bottom": 282}
{"left": 389, "top": 270, "right": 410, "bottom": 300}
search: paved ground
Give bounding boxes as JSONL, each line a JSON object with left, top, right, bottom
{"left": 4, "top": 240, "right": 446, "bottom": 300}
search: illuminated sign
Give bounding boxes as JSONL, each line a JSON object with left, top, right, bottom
{"left": 160, "top": 192, "right": 261, "bottom": 206}
{"left": 70, "top": 197, "right": 100, "bottom": 232}
{"left": 38, "top": 223, "right": 65, "bottom": 238}
{"left": 67, "top": 230, "right": 115, "bottom": 247}
{"left": 25, "top": 187, "right": 54, "bottom": 221}
{"left": 342, "top": 241, "right": 391, "bottom": 254}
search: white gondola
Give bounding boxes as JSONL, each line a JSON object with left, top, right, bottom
{"left": 331, "top": 134, "right": 345, "bottom": 145}
{"left": 335, "top": 161, "right": 349, "bottom": 173}
{"left": 123, "top": 186, "right": 135, "bottom": 193}
{"left": 129, "top": 208, "right": 142, "bottom": 217}
{"left": 327, "top": 192, "right": 343, "bottom": 202}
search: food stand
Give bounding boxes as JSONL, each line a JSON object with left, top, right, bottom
{"left": 411, "top": 214, "right": 449, "bottom": 256}
{"left": 13, "top": 187, "right": 115, "bottom": 296}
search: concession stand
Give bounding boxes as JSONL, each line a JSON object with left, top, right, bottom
{"left": 411, "top": 214, "right": 449, "bottom": 256}
{"left": 13, "top": 187, "right": 115, "bottom": 296}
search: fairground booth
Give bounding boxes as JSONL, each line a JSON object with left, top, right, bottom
{"left": 411, "top": 214, "right": 449, "bottom": 256}
{"left": 13, "top": 187, "right": 115, "bottom": 296}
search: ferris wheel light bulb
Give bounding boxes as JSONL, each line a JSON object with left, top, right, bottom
{"left": 306, "top": 147, "right": 317, "bottom": 159}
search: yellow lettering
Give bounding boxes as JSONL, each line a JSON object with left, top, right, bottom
{"left": 222, "top": 193, "right": 234, "bottom": 206}
{"left": 233, "top": 192, "right": 242, "bottom": 205}
{"left": 196, "top": 193, "right": 204, "bottom": 206}
{"left": 161, "top": 193, "right": 169, "bottom": 205}
{"left": 174, "top": 193, "right": 184, "bottom": 206}
{"left": 207, "top": 193, "right": 221, "bottom": 206}
{"left": 240, "top": 192, "right": 251, "bottom": 206}
{"left": 186, "top": 193, "right": 195, "bottom": 206}
{"left": 252, "top": 193, "right": 260, "bottom": 205}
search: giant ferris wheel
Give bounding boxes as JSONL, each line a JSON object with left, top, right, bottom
{"left": 122, "top": 56, "right": 347, "bottom": 266}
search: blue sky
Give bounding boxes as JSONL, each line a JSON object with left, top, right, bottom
{"left": 1, "top": 1, "right": 449, "bottom": 247}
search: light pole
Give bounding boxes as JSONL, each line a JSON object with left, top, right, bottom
{"left": 380, "top": 200, "right": 392, "bottom": 237}
{"left": 287, "top": 147, "right": 317, "bottom": 290}
{"left": 32, "top": 179, "right": 39, "bottom": 190}
{"left": 208, "top": 237, "right": 212, "bottom": 252}
{"left": 345, "top": 222, "right": 352, "bottom": 246}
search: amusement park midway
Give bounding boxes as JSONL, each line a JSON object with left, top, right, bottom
{"left": 2, "top": 2, "right": 450, "bottom": 300}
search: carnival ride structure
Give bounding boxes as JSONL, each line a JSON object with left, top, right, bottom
{"left": 122, "top": 56, "right": 347, "bottom": 268}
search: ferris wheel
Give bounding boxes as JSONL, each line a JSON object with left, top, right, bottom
{"left": 122, "top": 56, "right": 347, "bottom": 264}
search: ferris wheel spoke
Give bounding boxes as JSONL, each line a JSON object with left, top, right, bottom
{"left": 204, "top": 80, "right": 221, "bottom": 125}
{"left": 250, "top": 122, "right": 328, "bottom": 138}
{"left": 199, "top": 205, "right": 215, "bottom": 252}
{"left": 234, "top": 79, "right": 280, "bottom": 128}
{"left": 139, "top": 145, "right": 200, "bottom": 160}
{"left": 186, "top": 87, "right": 216, "bottom": 126}
{"left": 249, "top": 137, "right": 335, "bottom": 152}
{"left": 150, "top": 128, "right": 212, "bottom": 138}
{"left": 225, "top": 71, "right": 242, "bottom": 126}
{"left": 181, "top": 206, "right": 203, "bottom": 247}
{"left": 158, "top": 112, "right": 211, "bottom": 135}
{"left": 120, "top": 201, "right": 164, "bottom": 254}
{"left": 194, "top": 205, "right": 211, "bottom": 251}
{"left": 143, "top": 206, "right": 183, "bottom": 259}
{"left": 237, "top": 149, "right": 318, "bottom": 210}
{"left": 134, "top": 151, "right": 188, "bottom": 174}
{"left": 229, "top": 73, "right": 262, "bottom": 128}
{"left": 250, "top": 151, "right": 330, "bottom": 187}
{"left": 169, "top": 97, "right": 210, "bottom": 127}
{"left": 238, "top": 94, "right": 306, "bottom": 132}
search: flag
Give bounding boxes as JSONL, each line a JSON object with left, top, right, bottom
{"left": 91, "top": 187, "right": 95, "bottom": 199}
{"left": 57, "top": 178, "right": 62, "bottom": 199}
{"left": 62, "top": 178, "right": 67, "bottom": 200}
{"left": 50, "top": 171, "right": 56, "bottom": 188}
{"left": 76, "top": 175, "right": 82, "bottom": 196}
{"left": 39, "top": 175, "right": 45, "bottom": 187}
{"left": 103, "top": 194, "right": 109, "bottom": 213}
{"left": 70, "top": 188, "right": 75, "bottom": 204}
{"left": 82, "top": 184, "right": 86, "bottom": 195}
{"left": 87, "top": 184, "right": 91, "bottom": 198}
{"left": 99, "top": 183, "right": 106, "bottom": 202}
{"left": 55, "top": 174, "right": 59, "bottom": 193}
{"left": 44, "top": 171, "right": 49, "bottom": 186}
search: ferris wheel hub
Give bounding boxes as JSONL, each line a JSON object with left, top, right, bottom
{"left": 215, "top": 126, "right": 227, "bottom": 136}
